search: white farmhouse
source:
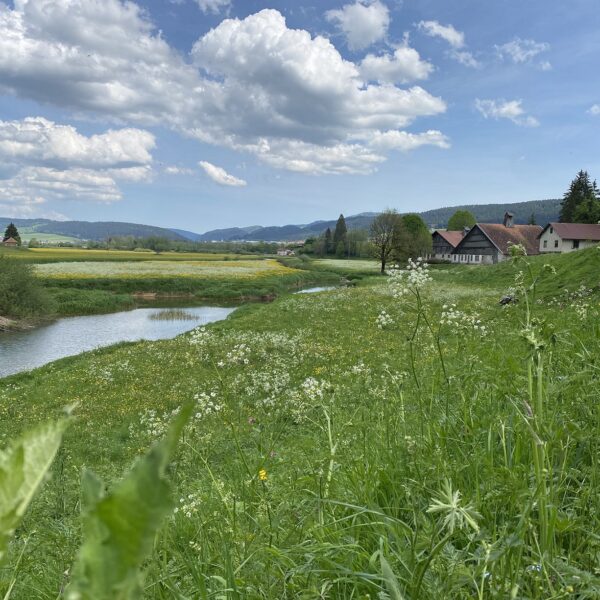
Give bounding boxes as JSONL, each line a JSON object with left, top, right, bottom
{"left": 538, "top": 222, "right": 600, "bottom": 253}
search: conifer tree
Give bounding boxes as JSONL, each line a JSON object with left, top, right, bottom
{"left": 3, "top": 222, "right": 21, "bottom": 245}
{"left": 324, "top": 227, "right": 333, "bottom": 255}
{"left": 333, "top": 214, "right": 348, "bottom": 254}
{"left": 560, "top": 171, "right": 597, "bottom": 222}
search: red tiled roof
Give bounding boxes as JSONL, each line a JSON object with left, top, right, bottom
{"left": 477, "top": 223, "right": 542, "bottom": 255}
{"left": 435, "top": 230, "right": 464, "bottom": 247}
{"left": 541, "top": 222, "right": 600, "bottom": 241}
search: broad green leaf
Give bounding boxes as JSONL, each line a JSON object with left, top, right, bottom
{"left": 66, "top": 406, "right": 191, "bottom": 600}
{"left": 0, "top": 420, "right": 66, "bottom": 563}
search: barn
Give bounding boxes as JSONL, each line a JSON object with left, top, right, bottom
{"left": 431, "top": 230, "right": 464, "bottom": 261}
{"left": 451, "top": 213, "right": 542, "bottom": 264}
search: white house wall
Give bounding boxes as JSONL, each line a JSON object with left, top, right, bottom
{"left": 539, "top": 227, "right": 598, "bottom": 253}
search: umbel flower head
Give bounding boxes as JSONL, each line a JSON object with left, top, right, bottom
{"left": 427, "top": 479, "right": 481, "bottom": 534}
{"left": 388, "top": 257, "right": 432, "bottom": 298}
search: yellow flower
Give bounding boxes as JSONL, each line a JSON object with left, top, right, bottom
{"left": 258, "top": 469, "right": 268, "bottom": 482}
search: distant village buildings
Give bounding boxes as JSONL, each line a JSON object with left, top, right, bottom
{"left": 430, "top": 212, "right": 600, "bottom": 264}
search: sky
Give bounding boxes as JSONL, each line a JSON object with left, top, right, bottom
{"left": 0, "top": 0, "right": 598, "bottom": 233}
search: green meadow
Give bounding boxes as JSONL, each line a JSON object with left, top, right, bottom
{"left": 1, "top": 248, "right": 600, "bottom": 597}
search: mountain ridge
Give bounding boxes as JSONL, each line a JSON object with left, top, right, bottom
{"left": 1, "top": 199, "right": 561, "bottom": 243}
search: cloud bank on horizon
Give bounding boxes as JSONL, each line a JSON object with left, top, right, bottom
{"left": 0, "top": 0, "right": 597, "bottom": 224}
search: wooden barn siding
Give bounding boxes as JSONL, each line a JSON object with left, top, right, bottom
{"left": 432, "top": 240, "right": 454, "bottom": 254}
{"left": 453, "top": 229, "right": 498, "bottom": 256}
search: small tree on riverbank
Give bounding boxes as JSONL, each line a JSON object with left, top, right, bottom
{"left": 370, "top": 210, "right": 404, "bottom": 273}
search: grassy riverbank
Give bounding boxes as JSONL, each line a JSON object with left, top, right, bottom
{"left": 1, "top": 250, "right": 600, "bottom": 598}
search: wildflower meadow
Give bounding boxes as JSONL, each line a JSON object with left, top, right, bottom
{"left": 1, "top": 249, "right": 600, "bottom": 598}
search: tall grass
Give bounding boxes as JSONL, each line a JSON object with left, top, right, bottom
{"left": 1, "top": 254, "right": 599, "bottom": 597}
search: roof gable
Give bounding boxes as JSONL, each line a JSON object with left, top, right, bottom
{"left": 433, "top": 230, "right": 463, "bottom": 247}
{"left": 540, "top": 222, "right": 600, "bottom": 241}
{"left": 454, "top": 223, "right": 542, "bottom": 255}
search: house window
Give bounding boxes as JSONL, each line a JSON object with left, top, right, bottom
{"left": 554, "top": 240, "right": 559, "bottom": 248}
{"left": 573, "top": 240, "right": 580, "bottom": 249}
{"left": 543, "top": 240, "right": 547, "bottom": 248}
{"left": 550, "top": 227, "right": 553, "bottom": 234}
{"left": 475, "top": 255, "right": 480, "bottom": 262}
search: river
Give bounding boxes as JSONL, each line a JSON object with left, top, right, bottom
{"left": 0, "top": 306, "right": 235, "bottom": 379}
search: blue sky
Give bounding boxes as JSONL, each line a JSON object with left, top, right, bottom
{"left": 0, "top": 0, "right": 598, "bottom": 233}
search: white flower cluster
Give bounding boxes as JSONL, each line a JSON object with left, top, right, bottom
{"left": 218, "top": 343, "right": 251, "bottom": 367}
{"left": 174, "top": 493, "right": 201, "bottom": 518}
{"left": 440, "top": 304, "right": 487, "bottom": 336}
{"left": 375, "top": 310, "right": 394, "bottom": 329}
{"left": 388, "top": 257, "right": 432, "bottom": 298}
{"left": 193, "top": 390, "right": 223, "bottom": 420}
{"left": 188, "top": 326, "right": 214, "bottom": 361}
{"left": 300, "top": 377, "right": 329, "bottom": 402}
{"left": 134, "top": 409, "right": 168, "bottom": 438}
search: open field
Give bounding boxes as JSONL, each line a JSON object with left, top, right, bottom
{"left": 0, "top": 247, "right": 259, "bottom": 263}
{"left": 313, "top": 258, "right": 380, "bottom": 273}
{"left": 35, "top": 259, "right": 297, "bottom": 280}
{"left": 1, "top": 250, "right": 600, "bottom": 597}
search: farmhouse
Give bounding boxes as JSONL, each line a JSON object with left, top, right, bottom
{"left": 538, "top": 222, "right": 600, "bottom": 253}
{"left": 2, "top": 237, "right": 18, "bottom": 247}
{"left": 431, "top": 230, "right": 464, "bottom": 261}
{"left": 451, "top": 213, "right": 542, "bottom": 264}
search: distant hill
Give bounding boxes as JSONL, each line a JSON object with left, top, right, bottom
{"left": 0, "top": 218, "right": 186, "bottom": 242}
{"left": 0, "top": 199, "right": 562, "bottom": 244}
{"left": 196, "top": 200, "right": 561, "bottom": 242}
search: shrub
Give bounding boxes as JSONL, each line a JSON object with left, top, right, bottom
{"left": 0, "top": 256, "right": 53, "bottom": 317}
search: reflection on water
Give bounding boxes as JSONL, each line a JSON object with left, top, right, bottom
{"left": 295, "top": 286, "right": 337, "bottom": 294}
{"left": 0, "top": 306, "right": 235, "bottom": 378}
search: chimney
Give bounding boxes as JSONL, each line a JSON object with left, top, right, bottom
{"left": 503, "top": 212, "right": 514, "bottom": 228}
{"left": 462, "top": 226, "right": 470, "bottom": 237}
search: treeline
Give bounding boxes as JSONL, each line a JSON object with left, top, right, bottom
{"left": 81, "top": 236, "right": 280, "bottom": 255}
{"left": 302, "top": 215, "right": 372, "bottom": 258}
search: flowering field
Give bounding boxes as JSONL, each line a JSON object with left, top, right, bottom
{"left": 35, "top": 258, "right": 297, "bottom": 280}
{"left": 1, "top": 250, "right": 600, "bottom": 598}
{"left": 0, "top": 247, "right": 256, "bottom": 262}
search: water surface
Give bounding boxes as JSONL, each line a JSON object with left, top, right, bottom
{"left": 0, "top": 306, "right": 235, "bottom": 378}
{"left": 295, "top": 286, "right": 337, "bottom": 294}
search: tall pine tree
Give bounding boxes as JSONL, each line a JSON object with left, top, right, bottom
{"left": 3, "top": 222, "right": 21, "bottom": 245}
{"left": 560, "top": 170, "right": 598, "bottom": 222}
{"left": 324, "top": 227, "right": 333, "bottom": 255}
{"left": 333, "top": 214, "right": 348, "bottom": 256}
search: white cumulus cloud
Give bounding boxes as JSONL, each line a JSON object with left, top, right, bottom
{"left": 0, "top": 117, "right": 155, "bottom": 207}
{"left": 475, "top": 99, "right": 539, "bottom": 127}
{"left": 325, "top": 0, "right": 390, "bottom": 51}
{"left": 199, "top": 161, "right": 247, "bottom": 186}
{"left": 369, "top": 129, "right": 450, "bottom": 151}
{"left": 0, "top": 3, "right": 448, "bottom": 178}
{"left": 417, "top": 20, "right": 464, "bottom": 48}
{"left": 417, "top": 20, "right": 479, "bottom": 67}
{"left": 360, "top": 44, "right": 434, "bottom": 84}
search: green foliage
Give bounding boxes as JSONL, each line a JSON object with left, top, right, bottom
{"left": 396, "top": 214, "right": 432, "bottom": 260}
{"left": 447, "top": 210, "right": 476, "bottom": 231}
{"left": 0, "top": 257, "right": 53, "bottom": 318}
{"left": 66, "top": 406, "right": 191, "bottom": 600}
{"left": 3, "top": 223, "right": 21, "bottom": 246}
{"left": 0, "top": 421, "right": 66, "bottom": 564}
{"left": 333, "top": 214, "right": 348, "bottom": 254}
{"left": 560, "top": 170, "right": 599, "bottom": 222}
{"left": 369, "top": 209, "right": 404, "bottom": 273}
